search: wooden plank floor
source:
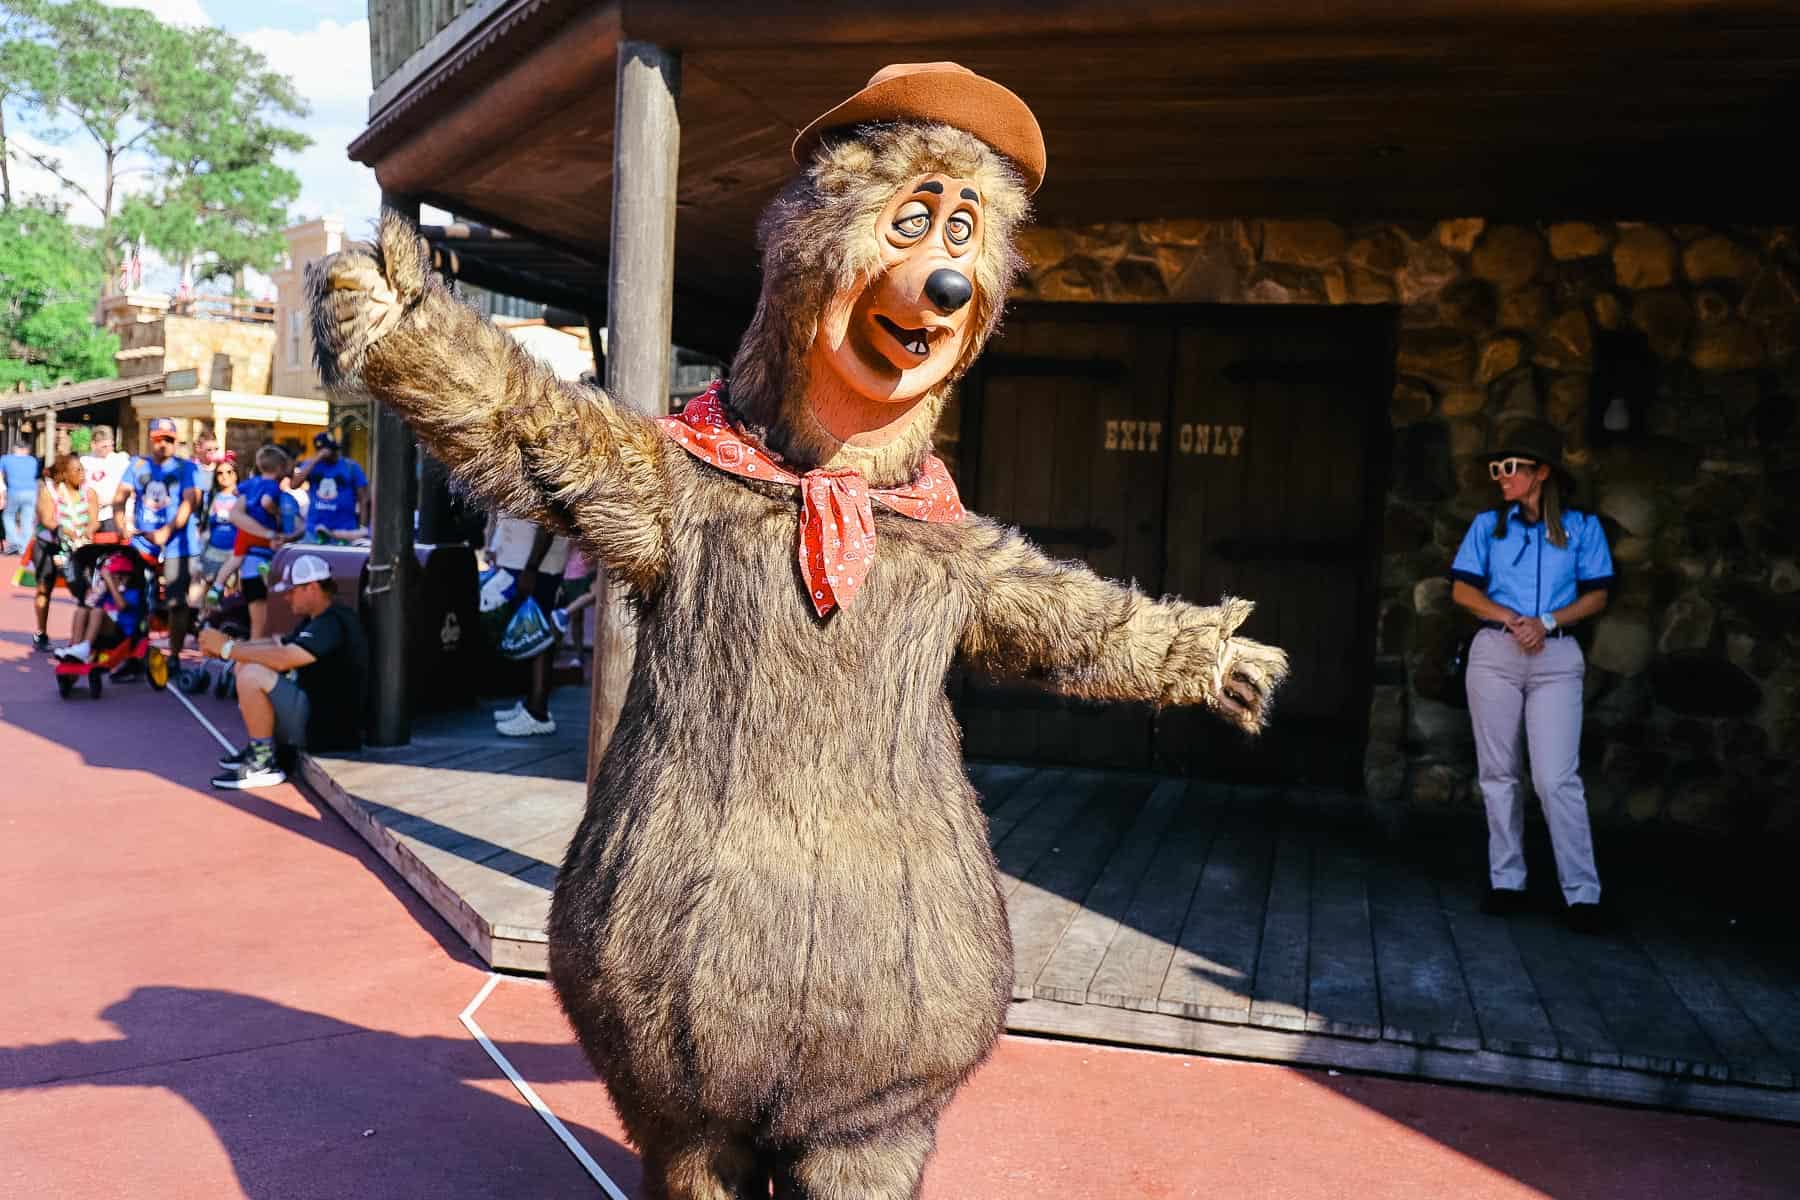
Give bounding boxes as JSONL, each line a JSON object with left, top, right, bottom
{"left": 301, "top": 719, "right": 1800, "bottom": 1123}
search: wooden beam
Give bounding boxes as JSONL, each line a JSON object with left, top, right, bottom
{"left": 369, "top": 191, "right": 424, "bottom": 747}
{"left": 589, "top": 41, "right": 680, "bottom": 786}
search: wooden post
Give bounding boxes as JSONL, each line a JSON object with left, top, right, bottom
{"left": 368, "top": 191, "right": 422, "bottom": 746}
{"left": 589, "top": 41, "right": 681, "bottom": 784}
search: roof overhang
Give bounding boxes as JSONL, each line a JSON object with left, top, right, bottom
{"left": 0, "top": 374, "right": 167, "bottom": 417}
{"left": 350, "top": 0, "right": 1800, "bottom": 328}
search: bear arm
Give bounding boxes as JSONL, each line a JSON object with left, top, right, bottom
{"left": 956, "top": 520, "right": 1287, "bottom": 730}
{"left": 312, "top": 237, "right": 672, "bottom": 595}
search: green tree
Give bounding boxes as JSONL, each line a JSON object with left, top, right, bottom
{"left": 0, "top": 201, "right": 119, "bottom": 388}
{"left": 3, "top": 0, "right": 309, "bottom": 282}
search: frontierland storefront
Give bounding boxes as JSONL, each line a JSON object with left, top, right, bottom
{"left": 313, "top": 0, "right": 1800, "bottom": 1122}
{"left": 352, "top": 0, "right": 1798, "bottom": 840}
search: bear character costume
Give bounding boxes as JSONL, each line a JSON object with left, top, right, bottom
{"left": 310, "top": 62, "right": 1289, "bottom": 1200}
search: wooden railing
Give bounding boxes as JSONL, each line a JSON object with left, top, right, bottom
{"left": 368, "top": 0, "right": 481, "bottom": 85}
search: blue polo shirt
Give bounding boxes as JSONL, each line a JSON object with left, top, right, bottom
{"left": 1450, "top": 505, "right": 1615, "bottom": 618}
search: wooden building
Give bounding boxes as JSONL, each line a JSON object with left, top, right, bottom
{"left": 350, "top": 0, "right": 1800, "bottom": 837}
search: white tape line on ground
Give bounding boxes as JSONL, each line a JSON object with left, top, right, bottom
{"left": 461, "top": 974, "right": 628, "bottom": 1200}
{"left": 170, "top": 684, "right": 237, "bottom": 753}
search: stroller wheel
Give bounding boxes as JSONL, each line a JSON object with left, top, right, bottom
{"left": 56, "top": 673, "right": 76, "bottom": 699}
{"left": 146, "top": 647, "right": 170, "bottom": 691}
{"left": 88, "top": 670, "right": 104, "bottom": 700}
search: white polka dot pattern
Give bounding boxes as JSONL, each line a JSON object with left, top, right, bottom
{"left": 657, "top": 381, "right": 967, "bottom": 617}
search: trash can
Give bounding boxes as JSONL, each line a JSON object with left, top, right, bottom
{"left": 407, "top": 542, "right": 480, "bottom": 712}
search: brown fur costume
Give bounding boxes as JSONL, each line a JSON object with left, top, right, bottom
{"left": 310, "top": 118, "right": 1287, "bottom": 1199}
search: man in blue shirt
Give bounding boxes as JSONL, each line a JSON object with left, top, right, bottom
{"left": 292, "top": 431, "right": 368, "bottom": 542}
{"left": 117, "top": 416, "right": 204, "bottom": 663}
{"left": 1, "top": 439, "right": 40, "bottom": 555}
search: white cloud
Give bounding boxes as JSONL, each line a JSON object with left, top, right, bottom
{"left": 239, "top": 19, "right": 380, "bottom": 230}
{"left": 102, "top": 0, "right": 211, "bottom": 27}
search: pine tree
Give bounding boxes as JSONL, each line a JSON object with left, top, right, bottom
{"left": 2, "top": 0, "right": 310, "bottom": 283}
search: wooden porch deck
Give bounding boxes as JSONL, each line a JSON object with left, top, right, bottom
{"left": 301, "top": 705, "right": 1800, "bottom": 1123}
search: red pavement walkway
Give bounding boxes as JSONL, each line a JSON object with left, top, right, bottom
{"left": 2, "top": 583, "right": 1795, "bottom": 1199}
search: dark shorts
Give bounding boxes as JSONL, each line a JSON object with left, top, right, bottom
{"left": 33, "top": 541, "right": 92, "bottom": 606}
{"left": 268, "top": 675, "right": 311, "bottom": 748}
{"left": 530, "top": 571, "right": 562, "bottom": 613}
{"left": 242, "top": 572, "right": 268, "bottom": 603}
{"left": 160, "top": 554, "right": 193, "bottom": 604}
{"left": 558, "top": 572, "right": 596, "bottom": 606}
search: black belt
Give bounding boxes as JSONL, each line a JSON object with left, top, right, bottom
{"left": 1480, "top": 619, "right": 1569, "bottom": 638}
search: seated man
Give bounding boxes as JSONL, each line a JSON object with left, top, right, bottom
{"left": 201, "top": 554, "right": 368, "bottom": 790}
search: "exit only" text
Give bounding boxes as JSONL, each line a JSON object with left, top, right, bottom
{"left": 1104, "top": 420, "right": 1246, "bottom": 456}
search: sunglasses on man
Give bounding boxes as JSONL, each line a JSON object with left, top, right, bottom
{"left": 1488, "top": 457, "right": 1540, "bottom": 480}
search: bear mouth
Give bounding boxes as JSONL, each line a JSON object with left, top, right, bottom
{"left": 873, "top": 315, "right": 932, "bottom": 359}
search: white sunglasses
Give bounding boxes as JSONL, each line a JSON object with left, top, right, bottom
{"left": 1488, "top": 457, "right": 1540, "bottom": 480}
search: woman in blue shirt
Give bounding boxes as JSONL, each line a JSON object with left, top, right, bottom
{"left": 1449, "top": 419, "right": 1614, "bottom": 933}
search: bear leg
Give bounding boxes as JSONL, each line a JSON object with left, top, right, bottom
{"left": 770, "top": 1117, "right": 938, "bottom": 1200}
{"left": 637, "top": 1123, "right": 767, "bottom": 1200}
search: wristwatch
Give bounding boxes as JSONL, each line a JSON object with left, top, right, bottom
{"left": 221, "top": 638, "right": 236, "bottom": 661}
{"left": 1541, "top": 612, "right": 1558, "bottom": 633}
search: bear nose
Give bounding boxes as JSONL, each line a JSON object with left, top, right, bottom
{"left": 924, "top": 268, "right": 973, "bottom": 314}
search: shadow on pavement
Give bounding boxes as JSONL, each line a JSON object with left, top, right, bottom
{"left": 0, "top": 985, "right": 640, "bottom": 1199}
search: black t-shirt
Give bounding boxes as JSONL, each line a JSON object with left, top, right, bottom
{"left": 291, "top": 602, "right": 369, "bottom": 751}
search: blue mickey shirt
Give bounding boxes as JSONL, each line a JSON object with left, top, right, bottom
{"left": 300, "top": 457, "right": 367, "bottom": 534}
{"left": 1450, "top": 504, "right": 1615, "bottom": 617}
{"left": 123, "top": 455, "right": 202, "bottom": 558}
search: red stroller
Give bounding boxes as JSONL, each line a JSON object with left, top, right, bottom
{"left": 51, "top": 541, "right": 170, "bottom": 699}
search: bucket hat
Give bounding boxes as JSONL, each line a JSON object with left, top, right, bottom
{"left": 791, "top": 61, "right": 1046, "bottom": 194}
{"left": 1486, "top": 418, "right": 1575, "bottom": 492}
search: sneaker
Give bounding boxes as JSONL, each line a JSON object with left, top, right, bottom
{"left": 495, "top": 709, "right": 556, "bottom": 738}
{"left": 1481, "top": 886, "right": 1530, "bottom": 917}
{"left": 1563, "top": 901, "right": 1610, "bottom": 936}
{"left": 56, "top": 641, "right": 92, "bottom": 663}
{"left": 492, "top": 699, "right": 525, "bottom": 722}
{"left": 550, "top": 607, "right": 570, "bottom": 637}
{"left": 211, "top": 760, "right": 286, "bottom": 790}
{"left": 218, "top": 744, "right": 250, "bottom": 769}
{"left": 31, "top": 633, "right": 52, "bottom": 652}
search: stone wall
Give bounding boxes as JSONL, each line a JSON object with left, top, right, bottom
{"left": 161, "top": 316, "right": 276, "bottom": 396}
{"left": 1006, "top": 218, "right": 1800, "bottom": 838}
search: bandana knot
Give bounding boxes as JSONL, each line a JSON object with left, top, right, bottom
{"left": 657, "top": 380, "right": 965, "bottom": 616}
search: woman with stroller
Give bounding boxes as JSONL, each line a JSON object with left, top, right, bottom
{"left": 31, "top": 454, "right": 99, "bottom": 653}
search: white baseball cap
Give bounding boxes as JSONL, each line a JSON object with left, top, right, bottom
{"left": 270, "top": 554, "right": 332, "bottom": 592}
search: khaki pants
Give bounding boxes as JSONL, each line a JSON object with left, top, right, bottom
{"left": 1465, "top": 628, "right": 1601, "bottom": 905}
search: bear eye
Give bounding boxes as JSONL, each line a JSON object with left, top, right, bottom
{"left": 945, "top": 212, "right": 974, "bottom": 246}
{"left": 893, "top": 201, "right": 931, "bottom": 239}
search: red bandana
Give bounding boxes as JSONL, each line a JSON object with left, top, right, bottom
{"left": 657, "top": 381, "right": 965, "bottom": 616}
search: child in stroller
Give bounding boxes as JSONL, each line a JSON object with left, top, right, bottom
{"left": 52, "top": 543, "right": 170, "bottom": 698}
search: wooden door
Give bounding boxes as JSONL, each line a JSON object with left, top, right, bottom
{"left": 955, "top": 305, "right": 1390, "bottom": 787}
{"left": 954, "top": 315, "right": 1173, "bottom": 769}
{"left": 1154, "top": 309, "right": 1390, "bottom": 786}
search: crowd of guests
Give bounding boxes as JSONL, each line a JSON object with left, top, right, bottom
{"left": 9, "top": 419, "right": 589, "bottom": 787}
{"left": 4, "top": 421, "right": 374, "bottom": 790}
